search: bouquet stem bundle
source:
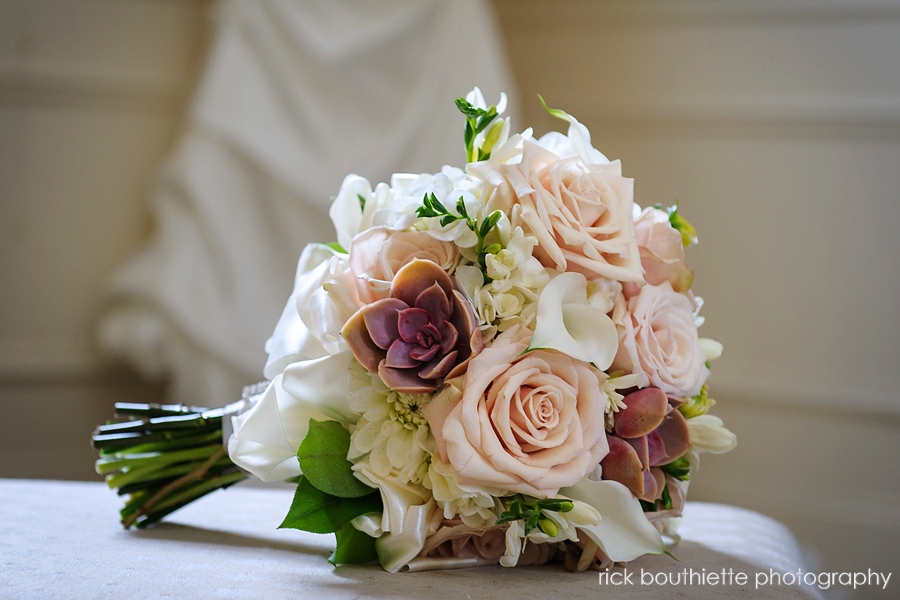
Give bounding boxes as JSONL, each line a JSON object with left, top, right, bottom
{"left": 92, "top": 403, "right": 247, "bottom": 528}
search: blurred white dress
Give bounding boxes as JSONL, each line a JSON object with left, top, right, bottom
{"left": 97, "top": 0, "right": 517, "bottom": 406}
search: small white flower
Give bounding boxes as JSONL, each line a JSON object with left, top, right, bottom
{"left": 425, "top": 457, "right": 500, "bottom": 528}
{"left": 603, "top": 372, "right": 644, "bottom": 429}
{"left": 586, "top": 277, "right": 622, "bottom": 315}
{"left": 455, "top": 216, "right": 550, "bottom": 342}
{"left": 348, "top": 368, "right": 434, "bottom": 487}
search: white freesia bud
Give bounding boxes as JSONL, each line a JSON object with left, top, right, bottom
{"left": 699, "top": 338, "right": 724, "bottom": 362}
{"left": 687, "top": 414, "right": 737, "bottom": 454}
{"left": 501, "top": 520, "right": 523, "bottom": 568}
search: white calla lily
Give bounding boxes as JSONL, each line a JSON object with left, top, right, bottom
{"left": 329, "top": 174, "right": 372, "bottom": 252}
{"left": 263, "top": 243, "right": 357, "bottom": 379}
{"left": 687, "top": 414, "right": 737, "bottom": 454}
{"left": 529, "top": 272, "right": 619, "bottom": 369}
{"left": 561, "top": 478, "right": 668, "bottom": 562}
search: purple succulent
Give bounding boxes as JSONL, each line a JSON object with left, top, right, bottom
{"left": 599, "top": 387, "right": 691, "bottom": 502}
{"left": 341, "top": 259, "right": 482, "bottom": 394}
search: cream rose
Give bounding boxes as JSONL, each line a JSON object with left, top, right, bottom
{"left": 348, "top": 227, "right": 458, "bottom": 304}
{"left": 423, "top": 324, "right": 609, "bottom": 498}
{"left": 612, "top": 282, "right": 709, "bottom": 397}
{"left": 471, "top": 139, "right": 643, "bottom": 283}
{"left": 634, "top": 207, "right": 693, "bottom": 292}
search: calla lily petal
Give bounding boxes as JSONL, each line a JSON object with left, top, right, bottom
{"left": 530, "top": 272, "right": 618, "bottom": 369}
{"left": 561, "top": 478, "right": 668, "bottom": 562}
{"left": 329, "top": 175, "right": 372, "bottom": 252}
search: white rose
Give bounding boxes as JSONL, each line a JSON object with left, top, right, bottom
{"left": 230, "top": 243, "right": 362, "bottom": 482}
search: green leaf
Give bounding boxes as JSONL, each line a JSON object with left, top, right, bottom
{"left": 440, "top": 215, "right": 457, "bottom": 227}
{"left": 356, "top": 194, "right": 367, "bottom": 212}
{"left": 326, "top": 242, "right": 347, "bottom": 254}
{"left": 455, "top": 97, "right": 483, "bottom": 120}
{"left": 297, "top": 420, "right": 374, "bottom": 498}
{"left": 660, "top": 459, "right": 691, "bottom": 481}
{"left": 455, "top": 197, "right": 469, "bottom": 219}
{"left": 329, "top": 522, "right": 379, "bottom": 566}
{"left": 279, "top": 476, "right": 381, "bottom": 534}
{"left": 429, "top": 193, "right": 448, "bottom": 215}
{"left": 524, "top": 509, "right": 540, "bottom": 536}
{"left": 661, "top": 483, "right": 673, "bottom": 511}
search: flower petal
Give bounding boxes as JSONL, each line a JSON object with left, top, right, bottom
{"left": 379, "top": 361, "right": 436, "bottom": 394}
{"left": 384, "top": 340, "right": 421, "bottom": 368}
{"left": 391, "top": 259, "right": 454, "bottom": 307}
{"left": 398, "top": 308, "right": 430, "bottom": 343}
{"left": 329, "top": 175, "right": 372, "bottom": 251}
{"left": 530, "top": 272, "right": 618, "bottom": 369}
{"left": 561, "top": 478, "right": 668, "bottom": 562}
{"left": 415, "top": 282, "right": 451, "bottom": 323}
{"left": 362, "top": 299, "right": 407, "bottom": 349}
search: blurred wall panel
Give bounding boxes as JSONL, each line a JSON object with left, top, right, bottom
{"left": 493, "top": 0, "right": 900, "bottom": 584}
{"left": 0, "top": 0, "right": 207, "bottom": 479}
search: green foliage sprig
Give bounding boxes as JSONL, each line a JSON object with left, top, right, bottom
{"left": 416, "top": 193, "right": 503, "bottom": 281}
{"left": 455, "top": 97, "right": 503, "bottom": 163}
{"left": 660, "top": 456, "right": 691, "bottom": 481}
{"left": 496, "top": 495, "right": 575, "bottom": 537}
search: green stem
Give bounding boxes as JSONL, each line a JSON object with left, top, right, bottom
{"left": 96, "top": 444, "right": 221, "bottom": 475}
{"left": 132, "top": 470, "right": 247, "bottom": 528}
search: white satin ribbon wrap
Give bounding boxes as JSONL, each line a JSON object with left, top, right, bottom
{"left": 353, "top": 467, "right": 438, "bottom": 573}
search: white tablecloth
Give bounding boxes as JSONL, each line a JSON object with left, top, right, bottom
{"left": 0, "top": 479, "right": 820, "bottom": 599}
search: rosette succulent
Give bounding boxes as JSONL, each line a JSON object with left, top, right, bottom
{"left": 599, "top": 387, "right": 691, "bottom": 502}
{"left": 341, "top": 259, "right": 482, "bottom": 394}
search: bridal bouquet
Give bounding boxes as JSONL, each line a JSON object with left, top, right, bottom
{"left": 93, "top": 89, "right": 735, "bottom": 573}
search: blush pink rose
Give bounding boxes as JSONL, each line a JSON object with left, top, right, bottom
{"left": 612, "top": 281, "right": 708, "bottom": 397}
{"left": 471, "top": 140, "right": 643, "bottom": 283}
{"left": 423, "top": 324, "right": 609, "bottom": 498}
{"left": 633, "top": 207, "right": 693, "bottom": 293}
{"left": 348, "top": 227, "right": 458, "bottom": 304}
